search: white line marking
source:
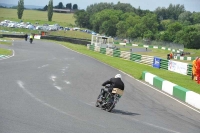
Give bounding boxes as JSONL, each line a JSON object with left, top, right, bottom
{"left": 64, "top": 80, "right": 71, "bottom": 85}
{"left": 16, "top": 80, "right": 106, "bottom": 128}
{"left": 50, "top": 75, "right": 56, "bottom": 82}
{"left": 131, "top": 118, "right": 180, "bottom": 133}
{"left": 55, "top": 86, "right": 62, "bottom": 90}
{"left": 38, "top": 64, "right": 49, "bottom": 69}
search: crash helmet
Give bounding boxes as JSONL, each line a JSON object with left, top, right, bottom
{"left": 115, "top": 74, "right": 121, "bottom": 79}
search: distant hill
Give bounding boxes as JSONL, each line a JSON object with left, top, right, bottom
{"left": 0, "top": 3, "right": 43, "bottom": 9}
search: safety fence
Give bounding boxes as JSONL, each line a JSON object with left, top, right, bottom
{"left": 87, "top": 44, "right": 193, "bottom": 76}
{"left": 114, "top": 42, "right": 196, "bottom": 61}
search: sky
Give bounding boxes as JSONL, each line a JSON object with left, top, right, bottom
{"left": 1, "top": 0, "right": 200, "bottom": 12}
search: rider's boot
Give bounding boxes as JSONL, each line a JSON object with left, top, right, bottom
{"left": 97, "top": 96, "right": 103, "bottom": 102}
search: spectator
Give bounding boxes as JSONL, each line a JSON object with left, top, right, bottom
{"left": 167, "top": 54, "right": 170, "bottom": 60}
{"left": 170, "top": 52, "right": 173, "bottom": 59}
{"left": 192, "top": 57, "right": 199, "bottom": 80}
{"left": 24, "top": 33, "right": 28, "bottom": 41}
{"left": 196, "top": 57, "right": 200, "bottom": 84}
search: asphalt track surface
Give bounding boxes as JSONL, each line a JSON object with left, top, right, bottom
{"left": 0, "top": 39, "right": 200, "bottom": 133}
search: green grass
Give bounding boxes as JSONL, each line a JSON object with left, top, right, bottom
{"left": 0, "top": 48, "right": 12, "bottom": 55}
{"left": 47, "top": 40, "right": 200, "bottom": 94}
{"left": 0, "top": 8, "right": 75, "bottom": 27}
{"left": 49, "top": 30, "right": 92, "bottom": 40}
{"left": 0, "top": 37, "right": 13, "bottom": 45}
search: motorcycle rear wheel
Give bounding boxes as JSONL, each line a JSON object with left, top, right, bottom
{"left": 105, "top": 101, "right": 115, "bottom": 112}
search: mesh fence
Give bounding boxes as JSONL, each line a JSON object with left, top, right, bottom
{"left": 114, "top": 38, "right": 184, "bottom": 50}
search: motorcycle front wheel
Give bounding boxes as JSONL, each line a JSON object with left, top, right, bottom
{"left": 95, "top": 94, "right": 101, "bottom": 107}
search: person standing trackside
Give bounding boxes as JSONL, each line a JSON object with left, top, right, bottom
{"left": 24, "top": 33, "right": 28, "bottom": 41}
{"left": 192, "top": 57, "right": 199, "bottom": 80}
{"left": 196, "top": 57, "right": 200, "bottom": 84}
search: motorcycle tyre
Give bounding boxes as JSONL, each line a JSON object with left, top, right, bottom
{"left": 95, "top": 94, "right": 101, "bottom": 107}
{"left": 106, "top": 102, "right": 115, "bottom": 112}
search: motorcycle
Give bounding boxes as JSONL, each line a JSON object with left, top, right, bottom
{"left": 30, "top": 38, "right": 33, "bottom": 44}
{"left": 95, "top": 85, "right": 123, "bottom": 112}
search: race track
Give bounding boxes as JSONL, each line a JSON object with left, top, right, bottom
{"left": 0, "top": 39, "right": 199, "bottom": 133}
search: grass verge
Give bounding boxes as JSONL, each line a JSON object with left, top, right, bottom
{"left": 0, "top": 48, "right": 12, "bottom": 55}
{"left": 47, "top": 40, "right": 200, "bottom": 94}
{"left": 0, "top": 38, "right": 13, "bottom": 45}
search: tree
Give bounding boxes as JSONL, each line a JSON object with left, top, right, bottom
{"left": 86, "top": 3, "right": 114, "bottom": 16}
{"left": 43, "top": 5, "right": 48, "bottom": 11}
{"left": 73, "top": 4, "right": 78, "bottom": 10}
{"left": 113, "top": 2, "right": 135, "bottom": 13}
{"left": 58, "top": 2, "right": 64, "bottom": 9}
{"left": 48, "top": 0, "right": 53, "bottom": 21}
{"left": 175, "top": 26, "right": 200, "bottom": 49}
{"left": 74, "top": 10, "right": 90, "bottom": 28}
{"left": 178, "top": 11, "right": 192, "bottom": 25}
{"left": 66, "top": 3, "right": 72, "bottom": 9}
{"left": 92, "top": 9, "right": 122, "bottom": 36}
{"left": 17, "top": 0, "right": 24, "bottom": 19}
{"left": 166, "top": 4, "right": 185, "bottom": 20}
{"left": 192, "top": 12, "right": 200, "bottom": 24}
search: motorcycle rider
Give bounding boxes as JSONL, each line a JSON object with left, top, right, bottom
{"left": 29, "top": 34, "right": 33, "bottom": 43}
{"left": 24, "top": 33, "right": 28, "bottom": 41}
{"left": 98, "top": 74, "right": 124, "bottom": 102}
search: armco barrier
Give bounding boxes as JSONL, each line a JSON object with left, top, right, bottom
{"left": 1, "top": 34, "right": 90, "bottom": 45}
{"left": 1, "top": 34, "right": 24, "bottom": 38}
{"left": 142, "top": 71, "right": 200, "bottom": 110}
{"left": 41, "top": 35, "right": 90, "bottom": 45}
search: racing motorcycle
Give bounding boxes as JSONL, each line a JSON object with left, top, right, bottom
{"left": 95, "top": 85, "right": 123, "bottom": 112}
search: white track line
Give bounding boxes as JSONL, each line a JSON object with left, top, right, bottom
{"left": 17, "top": 80, "right": 106, "bottom": 128}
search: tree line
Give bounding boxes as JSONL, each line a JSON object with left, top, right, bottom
{"left": 43, "top": 2, "right": 78, "bottom": 11}
{"left": 74, "top": 2, "right": 200, "bottom": 49}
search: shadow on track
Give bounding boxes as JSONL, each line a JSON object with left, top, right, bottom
{"left": 112, "top": 109, "right": 140, "bottom": 116}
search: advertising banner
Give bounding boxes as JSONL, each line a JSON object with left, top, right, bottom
{"left": 34, "top": 35, "right": 41, "bottom": 39}
{"left": 168, "top": 60, "right": 188, "bottom": 75}
{"left": 153, "top": 57, "right": 161, "bottom": 68}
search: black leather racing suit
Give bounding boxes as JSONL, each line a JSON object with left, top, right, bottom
{"left": 101, "top": 77, "right": 124, "bottom": 97}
